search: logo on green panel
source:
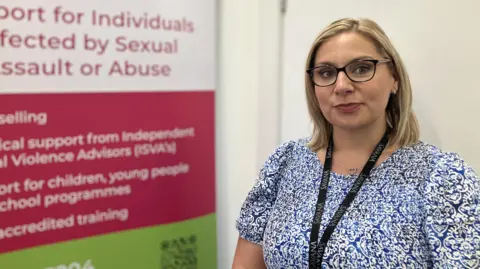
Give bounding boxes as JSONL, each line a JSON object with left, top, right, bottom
{"left": 160, "top": 234, "right": 198, "bottom": 269}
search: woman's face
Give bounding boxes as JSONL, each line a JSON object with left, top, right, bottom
{"left": 313, "top": 32, "right": 397, "bottom": 131}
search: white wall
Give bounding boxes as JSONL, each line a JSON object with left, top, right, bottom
{"left": 280, "top": 0, "right": 480, "bottom": 171}
{"left": 216, "top": 1, "right": 480, "bottom": 268}
{"left": 216, "top": 0, "right": 282, "bottom": 268}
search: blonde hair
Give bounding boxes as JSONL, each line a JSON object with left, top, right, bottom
{"left": 305, "top": 18, "right": 420, "bottom": 152}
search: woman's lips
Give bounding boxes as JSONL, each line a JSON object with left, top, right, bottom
{"left": 335, "top": 103, "right": 361, "bottom": 113}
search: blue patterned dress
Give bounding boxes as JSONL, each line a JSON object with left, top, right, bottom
{"left": 236, "top": 138, "right": 480, "bottom": 268}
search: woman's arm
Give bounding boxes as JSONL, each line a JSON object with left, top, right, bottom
{"left": 424, "top": 151, "right": 480, "bottom": 268}
{"left": 232, "top": 237, "right": 266, "bottom": 269}
{"left": 234, "top": 140, "right": 295, "bottom": 269}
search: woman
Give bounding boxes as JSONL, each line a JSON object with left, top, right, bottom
{"left": 232, "top": 18, "right": 480, "bottom": 268}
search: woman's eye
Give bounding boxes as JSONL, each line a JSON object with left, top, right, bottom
{"left": 318, "top": 69, "right": 335, "bottom": 77}
{"left": 354, "top": 66, "right": 370, "bottom": 74}
{"left": 351, "top": 64, "right": 373, "bottom": 75}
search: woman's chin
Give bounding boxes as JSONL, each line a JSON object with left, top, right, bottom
{"left": 330, "top": 119, "right": 371, "bottom": 131}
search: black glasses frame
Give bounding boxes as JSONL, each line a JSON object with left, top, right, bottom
{"left": 306, "top": 59, "right": 392, "bottom": 87}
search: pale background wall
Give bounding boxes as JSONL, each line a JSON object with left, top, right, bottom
{"left": 216, "top": 0, "right": 480, "bottom": 268}
{"left": 216, "top": 0, "right": 282, "bottom": 268}
{"left": 280, "top": 0, "right": 480, "bottom": 171}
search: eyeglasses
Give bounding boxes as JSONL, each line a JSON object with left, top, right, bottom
{"left": 306, "top": 59, "right": 392, "bottom": 87}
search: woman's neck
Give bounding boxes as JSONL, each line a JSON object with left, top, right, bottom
{"left": 332, "top": 121, "right": 389, "bottom": 154}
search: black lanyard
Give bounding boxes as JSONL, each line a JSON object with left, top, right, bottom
{"left": 308, "top": 130, "right": 390, "bottom": 269}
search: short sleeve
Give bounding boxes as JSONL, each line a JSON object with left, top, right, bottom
{"left": 424, "top": 151, "right": 480, "bottom": 268}
{"left": 235, "top": 141, "right": 294, "bottom": 245}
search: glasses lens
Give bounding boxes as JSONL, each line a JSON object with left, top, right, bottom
{"left": 346, "top": 61, "right": 375, "bottom": 81}
{"left": 311, "top": 65, "right": 337, "bottom": 86}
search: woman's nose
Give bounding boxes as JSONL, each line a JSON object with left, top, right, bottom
{"left": 333, "top": 71, "right": 354, "bottom": 95}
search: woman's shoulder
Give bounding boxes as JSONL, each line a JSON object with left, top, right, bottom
{"left": 405, "top": 141, "right": 474, "bottom": 167}
{"left": 262, "top": 137, "right": 315, "bottom": 166}
{"left": 235, "top": 137, "right": 315, "bottom": 244}
{"left": 403, "top": 140, "right": 478, "bottom": 184}
{"left": 414, "top": 142, "right": 480, "bottom": 258}
{"left": 253, "top": 137, "right": 316, "bottom": 186}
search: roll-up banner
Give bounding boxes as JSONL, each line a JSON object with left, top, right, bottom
{"left": 0, "top": 0, "right": 217, "bottom": 268}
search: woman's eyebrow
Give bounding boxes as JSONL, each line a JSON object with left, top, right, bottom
{"left": 314, "top": 56, "right": 375, "bottom": 67}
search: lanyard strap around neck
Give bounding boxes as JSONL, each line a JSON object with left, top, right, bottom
{"left": 308, "top": 130, "right": 390, "bottom": 269}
